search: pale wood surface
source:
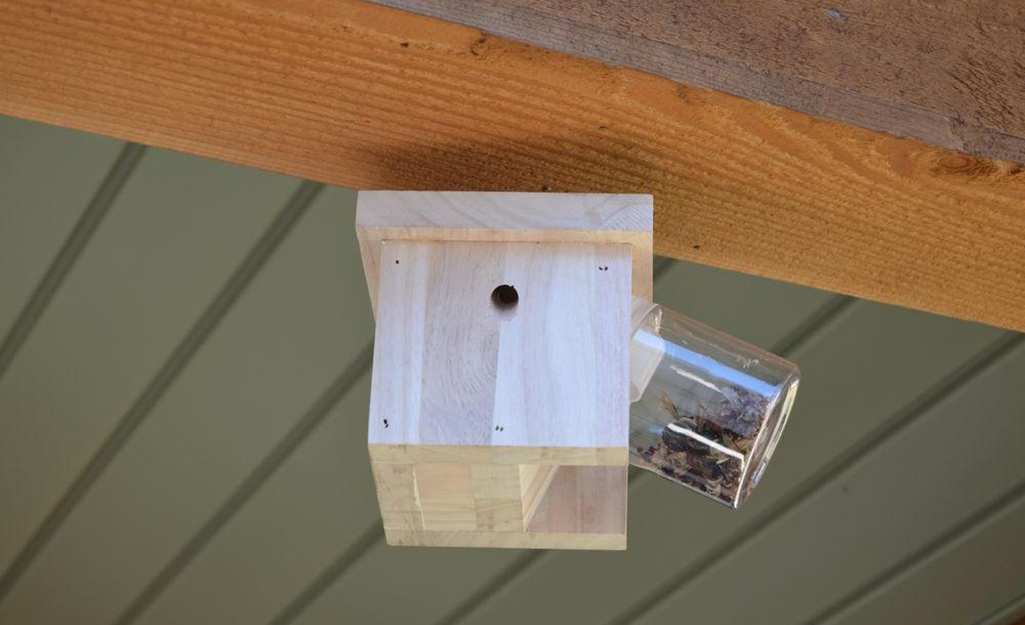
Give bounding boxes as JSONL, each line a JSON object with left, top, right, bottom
{"left": 373, "top": 0, "right": 1025, "bottom": 163}
{"left": 415, "top": 463, "right": 479, "bottom": 531}
{"left": 368, "top": 240, "right": 631, "bottom": 451}
{"left": 524, "top": 466, "right": 627, "bottom": 536}
{"left": 381, "top": 466, "right": 628, "bottom": 550}
{"left": 366, "top": 444, "right": 628, "bottom": 466}
{"left": 383, "top": 528, "right": 626, "bottom": 550}
{"left": 360, "top": 192, "right": 646, "bottom": 549}
{"left": 369, "top": 461, "right": 422, "bottom": 531}
{"left": 356, "top": 191, "right": 654, "bottom": 314}
{"left": 372, "top": 462, "right": 626, "bottom": 549}
{"left": 519, "top": 464, "right": 557, "bottom": 527}
{"left": 366, "top": 237, "right": 631, "bottom": 548}
{"left": 470, "top": 464, "right": 530, "bottom": 532}
{"left": 2, "top": 0, "right": 1024, "bottom": 330}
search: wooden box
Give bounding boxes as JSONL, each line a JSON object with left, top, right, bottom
{"left": 357, "top": 192, "right": 653, "bottom": 549}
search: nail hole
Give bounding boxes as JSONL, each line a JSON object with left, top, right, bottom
{"left": 395, "top": 259, "right": 400, "bottom": 264}
{"left": 491, "top": 284, "right": 518, "bottom": 310}
{"left": 383, "top": 419, "right": 389, "bottom": 428}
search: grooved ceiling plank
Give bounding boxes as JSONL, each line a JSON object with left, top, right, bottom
{"left": 826, "top": 487, "right": 1025, "bottom": 625}
{"left": 0, "top": 150, "right": 297, "bottom": 581}
{"left": 0, "top": 187, "right": 372, "bottom": 625}
{"left": 281, "top": 265, "right": 838, "bottom": 625}
{"left": 0, "top": 117, "right": 124, "bottom": 338}
{"left": 291, "top": 537, "right": 515, "bottom": 625}
{"left": 371, "top": 0, "right": 1025, "bottom": 163}
{"left": 452, "top": 305, "right": 1004, "bottom": 625}
{"left": 132, "top": 375, "right": 375, "bottom": 625}
{"left": 1, "top": 1, "right": 1024, "bottom": 330}
{"left": 986, "top": 598, "right": 1025, "bottom": 625}
{"left": 634, "top": 341, "right": 1025, "bottom": 625}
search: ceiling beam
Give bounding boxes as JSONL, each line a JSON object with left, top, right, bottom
{"left": 373, "top": 0, "right": 1025, "bottom": 164}
{"left": 1, "top": 0, "right": 1023, "bottom": 331}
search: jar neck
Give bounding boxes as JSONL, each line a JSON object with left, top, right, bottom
{"left": 631, "top": 297, "right": 659, "bottom": 335}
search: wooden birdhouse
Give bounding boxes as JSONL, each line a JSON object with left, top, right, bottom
{"left": 357, "top": 191, "right": 653, "bottom": 550}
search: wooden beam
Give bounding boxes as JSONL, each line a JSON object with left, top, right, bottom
{"left": 373, "top": 0, "right": 1025, "bottom": 164}
{"left": 1, "top": 0, "right": 1023, "bottom": 331}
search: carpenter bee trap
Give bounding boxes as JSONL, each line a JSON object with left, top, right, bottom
{"left": 356, "top": 192, "right": 799, "bottom": 550}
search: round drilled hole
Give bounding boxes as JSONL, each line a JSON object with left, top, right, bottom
{"left": 491, "top": 284, "right": 519, "bottom": 310}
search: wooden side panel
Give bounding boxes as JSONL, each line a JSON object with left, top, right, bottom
{"left": 526, "top": 466, "right": 627, "bottom": 536}
{"left": 414, "top": 463, "right": 478, "bottom": 531}
{"left": 367, "top": 444, "right": 627, "bottom": 466}
{"left": 471, "top": 465, "right": 524, "bottom": 532}
{"left": 383, "top": 529, "right": 625, "bottom": 550}
{"left": 377, "top": 462, "right": 625, "bottom": 547}
{"left": 367, "top": 234, "right": 633, "bottom": 548}
{"left": 519, "top": 464, "right": 557, "bottom": 527}
{"left": 370, "top": 463, "right": 423, "bottom": 532}
{"left": 2, "top": 0, "right": 1023, "bottom": 330}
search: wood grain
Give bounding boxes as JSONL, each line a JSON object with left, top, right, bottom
{"left": 1, "top": 0, "right": 1024, "bottom": 330}
{"left": 366, "top": 238, "right": 630, "bottom": 548}
{"left": 355, "top": 191, "right": 654, "bottom": 314}
{"left": 374, "top": 0, "right": 1025, "bottom": 164}
{"left": 367, "top": 241, "right": 631, "bottom": 451}
{"left": 382, "top": 528, "right": 625, "bottom": 550}
{"left": 371, "top": 461, "right": 628, "bottom": 548}
{"left": 379, "top": 466, "right": 626, "bottom": 549}
{"left": 519, "top": 464, "right": 557, "bottom": 527}
{"left": 366, "top": 444, "right": 628, "bottom": 466}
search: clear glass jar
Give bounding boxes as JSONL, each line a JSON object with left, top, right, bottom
{"left": 629, "top": 299, "right": 800, "bottom": 508}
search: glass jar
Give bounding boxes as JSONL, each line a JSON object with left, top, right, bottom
{"left": 629, "top": 299, "right": 800, "bottom": 508}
